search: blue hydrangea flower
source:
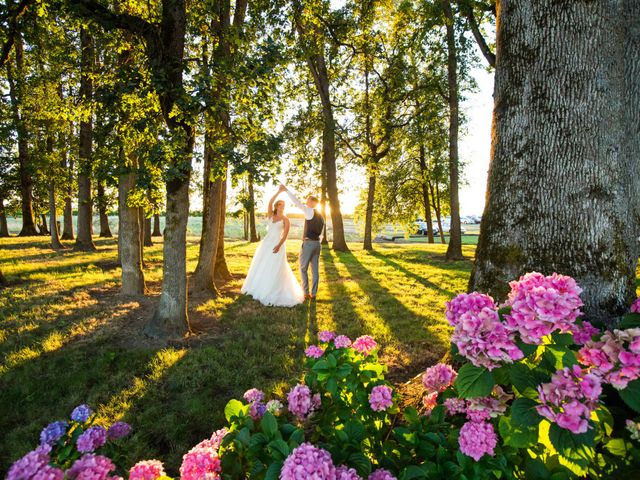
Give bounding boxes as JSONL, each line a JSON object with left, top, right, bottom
{"left": 106, "top": 421, "right": 131, "bottom": 440}
{"left": 70, "top": 404, "right": 93, "bottom": 423}
{"left": 39, "top": 421, "right": 68, "bottom": 446}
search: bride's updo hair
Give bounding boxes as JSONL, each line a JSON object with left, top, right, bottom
{"left": 273, "top": 200, "right": 285, "bottom": 216}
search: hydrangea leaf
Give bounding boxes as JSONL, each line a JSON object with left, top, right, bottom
{"left": 618, "top": 379, "right": 640, "bottom": 413}
{"left": 454, "top": 363, "right": 494, "bottom": 398}
{"left": 510, "top": 398, "right": 543, "bottom": 427}
{"left": 498, "top": 415, "right": 538, "bottom": 448}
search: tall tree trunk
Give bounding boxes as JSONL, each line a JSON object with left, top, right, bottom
{"left": 40, "top": 214, "right": 49, "bottom": 235}
{"left": 47, "top": 135, "right": 64, "bottom": 250}
{"left": 419, "top": 145, "right": 435, "bottom": 244}
{"left": 243, "top": 211, "right": 248, "bottom": 241}
{"left": 0, "top": 200, "right": 9, "bottom": 237}
{"left": 144, "top": 216, "right": 153, "bottom": 246}
{"left": 320, "top": 166, "right": 329, "bottom": 245}
{"left": 118, "top": 151, "right": 145, "bottom": 296}
{"left": 215, "top": 170, "right": 231, "bottom": 282}
{"left": 152, "top": 213, "right": 162, "bottom": 236}
{"left": 75, "top": 28, "right": 95, "bottom": 251}
{"left": 430, "top": 181, "right": 446, "bottom": 244}
{"left": 6, "top": 32, "right": 37, "bottom": 236}
{"left": 442, "top": 0, "right": 463, "bottom": 260}
{"left": 363, "top": 171, "right": 376, "bottom": 251}
{"left": 138, "top": 207, "right": 145, "bottom": 256}
{"left": 248, "top": 173, "right": 258, "bottom": 242}
{"left": 97, "top": 182, "right": 112, "bottom": 237}
{"left": 61, "top": 129, "right": 74, "bottom": 240}
{"left": 470, "top": 0, "right": 640, "bottom": 322}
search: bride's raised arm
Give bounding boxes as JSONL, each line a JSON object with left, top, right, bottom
{"left": 266, "top": 190, "right": 280, "bottom": 218}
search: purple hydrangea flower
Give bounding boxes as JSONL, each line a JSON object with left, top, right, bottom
{"left": 243, "top": 388, "right": 264, "bottom": 403}
{"left": 287, "top": 384, "right": 320, "bottom": 420}
{"left": 305, "top": 345, "right": 325, "bottom": 359}
{"left": 77, "top": 425, "right": 107, "bottom": 453}
{"left": 458, "top": 421, "right": 497, "bottom": 461}
{"left": 280, "top": 442, "right": 336, "bottom": 479}
{"left": 318, "top": 331, "right": 336, "bottom": 342}
{"left": 7, "top": 444, "right": 63, "bottom": 480}
{"left": 40, "top": 421, "right": 68, "bottom": 446}
{"left": 71, "top": 404, "right": 93, "bottom": 423}
{"left": 250, "top": 401, "right": 267, "bottom": 420}
{"left": 107, "top": 421, "right": 131, "bottom": 440}
{"left": 368, "top": 469, "right": 397, "bottom": 480}
{"left": 333, "top": 335, "right": 352, "bottom": 348}
{"left": 336, "top": 465, "right": 362, "bottom": 480}
{"left": 66, "top": 454, "right": 116, "bottom": 479}
{"left": 369, "top": 385, "right": 393, "bottom": 412}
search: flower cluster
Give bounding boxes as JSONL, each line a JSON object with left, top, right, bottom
{"left": 280, "top": 443, "right": 336, "bottom": 479}
{"left": 631, "top": 298, "right": 640, "bottom": 313}
{"left": 77, "top": 425, "right": 107, "bottom": 453}
{"left": 352, "top": 335, "right": 378, "bottom": 355}
{"left": 244, "top": 388, "right": 266, "bottom": 420}
{"left": 369, "top": 385, "right": 393, "bottom": 412}
{"left": 450, "top": 304, "right": 523, "bottom": 370}
{"left": 570, "top": 321, "right": 599, "bottom": 345}
{"left": 445, "top": 292, "right": 497, "bottom": 326}
{"left": 71, "top": 404, "right": 93, "bottom": 423}
{"left": 626, "top": 419, "right": 640, "bottom": 441}
{"left": 505, "top": 272, "right": 583, "bottom": 344}
{"left": 129, "top": 460, "right": 166, "bottom": 480}
{"left": 40, "top": 421, "right": 68, "bottom": 446}
{"left": 305, "top": 345, "right": 325, "bottom": 358}
{"left": 319, "top": 331, "right": 336, "bottom": 342}
{"left": 179, "top": 437, "right": 222, "bottom": 480}
{"left": 422, "top": 363, "right": 457, "bottom": 392}
{"left": 67, "top": 454, "right": 119, "bottom": 480}
{"left": 536, "top": 365, "right": 602, "bottom": 433}
{"left": 287, "top": 384, "right": 321, "bottom": 420}
{"left": 335, "top": 465, "right": 361, "bottom": 480}
{"left": 266, "top": 399, "right": 284, "bottom": 415}
{"left": 334, "top": 335, "right": 352, "bottom": 349}
{"left": 458, "top": 421, "right": 497, "bottom": 461}
{"left": 244, "top": 388, "right": 264, "bottom": 403}
{"left": 107, "top": 421, "right": 131, "bottom": 441}
{"left": 440, "top": 387, "right": 511, "bottom": 421}
{"left": 578, "top": 328, "right": 640, "bottom": 389}
{"left": 7, "top": 444, "right": 64, "bottom": 480}
{"left": 368, "top": 469, "right": 397, "bottom": 480}
{"left": 422, "top": 392, "right": 438, "bottom": 413}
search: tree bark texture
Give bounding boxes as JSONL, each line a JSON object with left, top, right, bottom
{"left": 419, "top": 145, "right": 435, "bottom": 244}
{"left": 214, "top": 170, "right": 232, "bottom": 282}
{"left": 0, "top": 200, "right": 9, "bottom": 237}
{"left": 61, "top": 135, "right": 74, "bottom": 240}
{"left": 152, "top": 213, "right": 162, "bottom": 236}
{"left": 363, "top": 173, "right": 376, "bottom": 251}
{"left": 470, "top": 0, "right": 640, "bottom": 323}
{"left": 47, "top": 135, "right": 64, "bottom": 250}
{"left": 248, "top": 173, "right": 258, "bottom": 242}
{"left": 97, "top": 182, "right": 112, "bottom": 237}
{"left": 144, "top": 216, "right": 153, "bottom": 246}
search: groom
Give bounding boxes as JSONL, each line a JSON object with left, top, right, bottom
{"left": 278, "top": 184, "right": 325, "bottom": 300}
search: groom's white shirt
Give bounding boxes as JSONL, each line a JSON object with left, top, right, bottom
{"left": 284, "top": 188, "right": 315, "bottom": 221}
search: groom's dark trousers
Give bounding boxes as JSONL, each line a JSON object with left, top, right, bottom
{"left": 300, "top": 239, "right": 321, "bottom": 297}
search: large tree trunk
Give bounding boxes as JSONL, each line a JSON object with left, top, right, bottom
{"left": 248, "top": 173, "right": 258, "bottom": 242}
{"left": 97, "top": 182, "right": 112, "bottom": 237}
{"left": 214, "top": 169, "right": 232, "bottom": 282}
{"left": 442, "top": 0, "right": 463, "bottom": 260}
{"left": 363, "top": 172, "right": 376, "bottom": 251}
{"left": 152, "top": 213, "right": 162, "bottom": 236}
{"left": 430, "top": 181, "right": 445, "bottom": 244}
{"left": 320, "top": 166, "right": 329, "bottom": 245}
{"left": 0, "top": 200, "right": 9, "bottom": 237}
{"left": 419, "top": 145, "right": 435, "bottom": 244}
{"left": 47, "top": 135, "right": 64, "bottom": 250}
{"left": 470, "top": 0, "right": 640, "bottom": 323}
{"left": 40, "top": 214, "right": 49, "bottom": 235}
{"left": 118, "top": 153, "right": 145, "bottom": 296}
{"left": 61, "top": 130, "right": 74, "bottom": 240}
{"left": 75, "top": 28, "right": 95, "bottom": 251}
{"left": 6, "top": 32, "right": 37, "bottom": 236}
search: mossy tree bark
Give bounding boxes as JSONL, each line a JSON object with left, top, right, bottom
{"left": 75, "top": 27, "right": 96, "bottom": 251}
{"left": 470, "top": 0, "right": 640, "bottom": 322}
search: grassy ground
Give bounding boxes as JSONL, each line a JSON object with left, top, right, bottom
{"left": 0, "top": 236, "right": 475, "bottom": 475}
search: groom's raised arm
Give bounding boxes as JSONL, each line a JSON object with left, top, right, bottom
{"left": 282, "top": 185, "right": 314, "bottom": 220}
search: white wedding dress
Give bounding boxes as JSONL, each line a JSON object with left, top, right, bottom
{"left": 241, "top": 218, "right": 305, "bottom": 307}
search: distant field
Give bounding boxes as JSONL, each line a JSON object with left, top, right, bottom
{"left": 5, "top": 215, "right": 481, "bottom": 244}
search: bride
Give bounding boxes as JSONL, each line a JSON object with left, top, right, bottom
{"left": 241, "top": 187, "right": 305, "bottom": 307}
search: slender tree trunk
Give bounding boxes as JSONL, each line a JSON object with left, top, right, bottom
{"left": 75, "top": 28, "right": 95, "bottom": 251}
{"left": 97, "top": 182, "right": 112, "bottom": 237}
{"left": 248, "top": 173, "right": 258, "bottom": 242}
{"left": 320, "top": 167, "right": 329, "bottom": 245}
{"left": 138, "top": 207, "right": 145, "bottom": 255}
{"left": 118, "top": 152, "right": 145, "bottom": 296}
{"left": 47, "top": 135, "right": 64, "bottom": 250}
{"left": 152, "top": 213, "right": 162, "bottom": 236}
{"left": 6, "top": 32, "right": 37, "bottom": 236}
{"left": 61, "top": 129, "right": 74, "bottom": 240}
{"left": 430, "top": 181, "right": 445, "bottom": 244}
{"left": 419, "top": 145, "right": 435, "bottom": 244}
{"left": 442, "top": 0, "right": 463, "bottom": 260}
{"left": 215, "top": 170, "right": 231, "bottom": 282}
{"left": 363, "top": 171, "right": 376, "bottom": 251}
{"left": 470, "top": 0, "right": 640, "bottom": 322}
{"left": 144, "top": 216, "right": 153, "bottom": 246}
{"left": 243, "top": 211, "right": 249, "bottom": 241}
{"left": 40, "top": 214, "right": 49, "bottom": 235}
{"left": 0, "top": 200, "right": 9, "bottom": 237}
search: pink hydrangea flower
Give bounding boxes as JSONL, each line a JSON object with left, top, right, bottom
{"left": 210, "top": 428, "right": 228, "bottom": 450}
{"left": 451, "top": 306, "right": 523, "bottom": 370}
{"left": 305, "top": 345, "right": 325, "bottom": 359}
{"left": 505, "top": 272, "right": 583, "bottom": 344}
{"left": 244, "top": 388, "right": 264, "bottom": 403}
{"left": 458, "top": 421, "right": 497, "bottom": 461}
{"left": 287, "top": 384, "right": 320, "bottom": 420}
{"left": 336, "top": 465, "right": 362, "bottom": 480}
{"left": 76, "top": 426, "right": 107, "bottom": 453}
{"left": 280, "top": 443, "right": 336, "bottom": 479}
{"left": 422, "top": 392, "right": 438, "bottom": 413}
{"left": 352, "top": 335, "right": 377, "bottom": 355}
{"left": 7, "top": 444, "right": 63, "bottom": 480}
{"left": 536, "top": 365, "right": 601, "bottom": 434}
{"left": 334, "top": 335, "right": 352, "bottom": 348}
{"left": 318, "top": 331, "right": 336, "bottom": 342}
{"left": 369, "top": 385, "right": 393, "bottom": 412}
{"left": 443, "top": 398, "right": 467, "bottom": 415}
{"left": 66, "top": 454, "right": 117, "bottom": 480}
{"left": 368, "top": 469, "right": 397, "bottom": 480}
{"left": 578, "top": 328, "right": 640, "bottom": 389}
{"left": 571, "top": 321, "right": 599, "bottom": 345}
{"left": 129, "top": 460, "right": 166, "bottom": 480}
{"left": 179, "top": 438, "right": 222, "bottom": 480}
{"left": 631, "top": 298, "right": 640, "bottom": 313}
{"left": 446, "top": 292, "right": 496, "bottom": 326}
{"left": 422, "top": 363, "right": 457, "bottom": 392}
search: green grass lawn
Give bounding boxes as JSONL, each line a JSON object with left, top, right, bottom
{"left": 0, "top": 236, "right": 475, "bottom": 475}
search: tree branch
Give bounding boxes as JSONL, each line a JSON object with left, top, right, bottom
{"left": 0, "top": 0, "right": 34, "bottom": 68}
{"left": 461, "top": 2, "right": 495, "bottom": 67}
{"left": 66, "top": 0, "right": 158, "bottom": 41}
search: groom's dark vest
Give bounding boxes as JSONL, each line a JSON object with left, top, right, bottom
{"left": 304, "top": 211, "right": 325, "bottom": 241}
